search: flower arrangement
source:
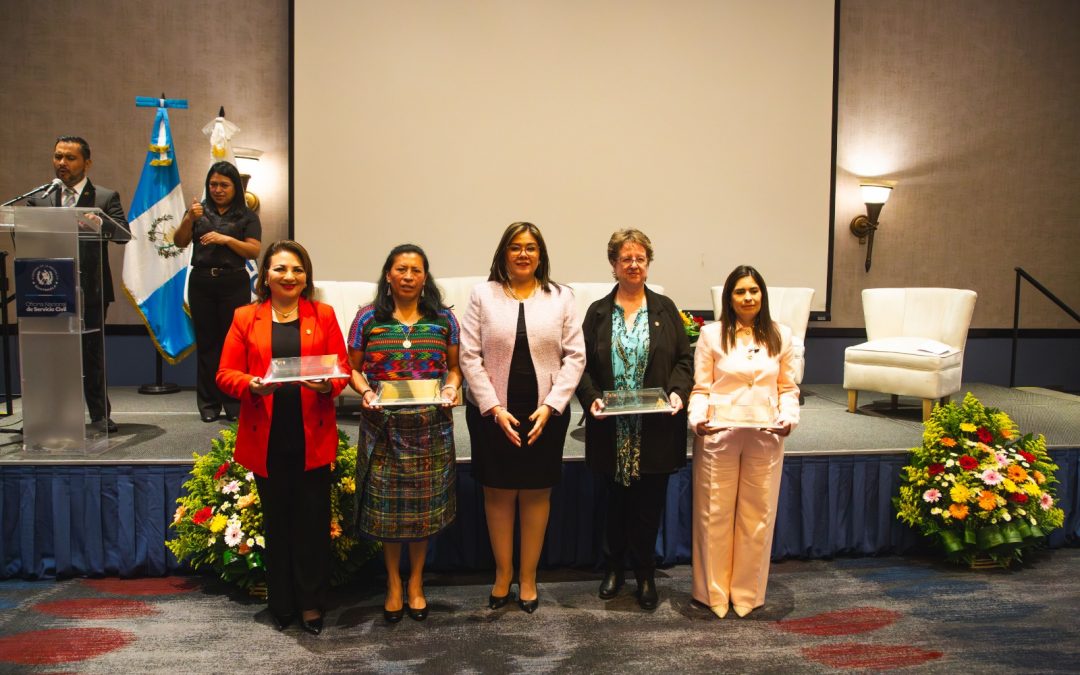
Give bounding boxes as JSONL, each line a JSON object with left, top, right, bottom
{"left": 894, "top": 392, "right": 1064, "bottom": 566}
{"left": 680, "top": 310, "right": 704, "bottom": 342}
{"left": 166, "top": 426, "right": 377, "bottom": 590}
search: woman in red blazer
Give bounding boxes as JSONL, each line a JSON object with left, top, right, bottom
{"left": 217, "top": 240, "right": 349, "bottom": 635}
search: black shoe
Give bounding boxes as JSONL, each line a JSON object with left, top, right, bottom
{"left": 384, "top": 606, "right": 405, "bottom": 623}
{"left": 488, "top": 591, "right": 514, "bottom": 609}
{"left": 201, "top": 412, "right": 219, "bottom": 423}
{"left": 300, "top": 615, "right": 323, "bottom": 635}
{"left": 517, "top": 596, "right": 539, "bottom": 614}
{"left": 407, "top": 603, "right": 429, "bottom": 622}
{"left": 92, "top": 417, "right": 118, "bottom": 433}
{"left": 636, "top": 578, "right": 658, "bottom": 611}
{"left": 598, "top": 569, "right": 625, "bottom": 599}
{"left": 224, "top": 411, "right": 238, "bottom": 422}
{"left": 271, "top": 612, "right": 294, "bottom": 631}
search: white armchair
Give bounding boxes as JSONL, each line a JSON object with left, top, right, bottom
{"left": 312, "top": 280, "right": 378, "bottom": 400}
{"left": 436, "top": 276, "right": 487, "bottom": 317}
{"left": 843, "top": 288, "right": 977, "bottom": 420}
{"left": 568, "top": 282, "right": 665, "bottom": 324}
{"left": 710, "top": 285, "right": 815, "bottom": 385}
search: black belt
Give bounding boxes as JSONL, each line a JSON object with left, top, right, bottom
{"left": 194, "top": 267, "right": 245, "bottom": 277}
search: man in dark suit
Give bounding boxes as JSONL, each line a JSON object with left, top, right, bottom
{"left": 27, "top": 136, "right": 130, "bottom": 433}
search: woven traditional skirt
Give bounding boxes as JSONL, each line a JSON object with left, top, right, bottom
{"left": 356, "top": 405, "right": 457, "bottom": 541}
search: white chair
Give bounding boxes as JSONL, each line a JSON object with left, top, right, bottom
{"left": 710, "top": 285, "right": 815, "bottom": 385}
{"left": 568, "top": 282, "right": 665, "bottom": 323}
{"left": 436, "top": 276, "right": 487, "bottom": 317}
{"left": 312, "top": 280, "right": 378, "bottom": 400}
{"left": 843, "top": 288, "right": 977, "bottom": 420}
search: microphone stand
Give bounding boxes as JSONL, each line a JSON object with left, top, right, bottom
{"left": 2, "top": 184, "right": 53, "bottom": 207}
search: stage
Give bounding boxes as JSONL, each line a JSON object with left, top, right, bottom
{"left": 1, "top": 383, "right": 1077, "bottom": 578}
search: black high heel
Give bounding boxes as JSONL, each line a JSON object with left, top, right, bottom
{"left": 300, "top": 615, "right": 323, "bottom": 635}
{"left": 488, "top": 591, "right": 514, "bottom": 610}
{"left": 384, "top": 606, "right": 405, "bottom": 623}
{"left": 517, "top": 596, "right": 539, "bottom": 614}
{"left": 407, "top": 602, "right": 429, "bottom": 621}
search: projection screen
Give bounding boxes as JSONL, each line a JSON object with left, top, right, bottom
{"left": 294, "top": 0, "right": 836, "bottom": 314}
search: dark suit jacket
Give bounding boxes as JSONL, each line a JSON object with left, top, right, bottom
{"left": 576, "top": 285, "right": 694, "bottom": 475}
{"left": 27, "top": 179, "right": 130, "bottom": 306}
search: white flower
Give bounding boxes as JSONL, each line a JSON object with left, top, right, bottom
{"left": 245, "top": 471, "right": 255, "bottom": 481}
{"left": 224, "top": 523, "right": 244, "bottom": 547}
{"left": 219, "top": 502, "right": 231, "bottom": 512}
{"left": 246, "top": 538, "right": 255, "bottom": 548}
{"left": 945, "top": 459, "right": 955, "bottom": 468}
{"left": 930, "top": 507, "right": 942, "bottom": 515}
{"left": 207, "top": 536, "right": 217, "bottom": 546}
{"left": 1001, "top": 512, "right": 1012, "bottom": 522}
{"left": 255, "top": 535, "right": 266, "bottom": 548}
{"left": 222, "top": 480, "right": 241, "bottom": 495}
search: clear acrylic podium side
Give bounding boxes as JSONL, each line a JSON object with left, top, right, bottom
{"left": 3, "top": 206, "right": 125, "bottom": 454}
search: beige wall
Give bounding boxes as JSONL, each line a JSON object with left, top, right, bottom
{"left": 2, "top": 1, "right": 1076, "bottom": 329}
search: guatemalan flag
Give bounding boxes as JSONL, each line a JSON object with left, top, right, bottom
{"left": 121, "top": 98, "right": 196, "bottom": 363}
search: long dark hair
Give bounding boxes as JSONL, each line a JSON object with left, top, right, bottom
{"left": 487, "top": 221, "right": 556, "bottom": 293}
{"left": 255, "top": 240, "right": 313, "bottom": 303}
{"left": 719, "top": 264, "right": 781, "bottom": 356}
{"left": 203, "top": 160, "right": 248, "bottom": 213}
{"left": 373, "top": 244, "right": 446, "bottom": 322}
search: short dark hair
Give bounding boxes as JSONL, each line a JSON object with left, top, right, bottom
{"left": 487, "top": 221, "right": 557, "bottom": 292}
{"left": 204, "top": 161, "right": 248, "bottom": 213}
{"left": 54, "top": 136, "right": 91, "bottom": 160}
{"left": 719, "top": 264, "right": 781, "bottom": 356}
{"left": 256, "top": 240, "right": 314, "bottom": 303}
{"left": 373, "top": 244, "right": 446, "bottom": 321}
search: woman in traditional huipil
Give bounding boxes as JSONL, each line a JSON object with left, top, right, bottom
{"left": 687, "top": 265, "right": 799, "bottom": 619}
{"left": 349, "top": 244, "right": 461, "bottom": 623}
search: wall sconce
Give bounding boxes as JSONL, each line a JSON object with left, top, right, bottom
{"left": 233, "top": 147, "right": 263, "bottom": 211}
{"left": 849, "top": 180, "right": 895, "bottom": 272}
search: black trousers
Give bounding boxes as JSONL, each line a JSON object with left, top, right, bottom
{"left": 188, "top": 268, "right": 250, "bottom": 417}
{"left": 604, "top": 472, "right": 671, "bottom": 581}
{"left": 254, "top": 459, "right": 331, "bottom": 617}
{"left": 82, "top": 300, "right": 109, "bottom": 421}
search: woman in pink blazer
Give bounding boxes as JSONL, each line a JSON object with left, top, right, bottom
{"left": 686, "top": 265, "right": 799, "bottom": 619}
{"left": 217, "top": 240, "right": 349, "bottom": 635}
{"left": 460, "top": 222, "right": 585, "bottom": 613}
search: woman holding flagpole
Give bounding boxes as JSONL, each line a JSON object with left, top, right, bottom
{"left": 175, "top": 161, "right": 261, "bottom": 423}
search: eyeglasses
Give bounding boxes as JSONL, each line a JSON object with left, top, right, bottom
{"left": 618, "top": 257, "right": 649, "bottom": 267}
{"left": 508, "top": 244, "right": 539, "bottom": 255}
{"left": 208, "top": 181, "right": 233, "bottom": 190}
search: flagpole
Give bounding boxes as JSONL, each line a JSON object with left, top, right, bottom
{"left": 138, "top": 350, "right": 180, "bottom": 395}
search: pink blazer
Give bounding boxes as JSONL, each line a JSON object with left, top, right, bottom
{"left": 687, "top": 321, "right": 800, "bottom": 432}
{"left": 459, "top": 281, "right": 585, "bottom": 415}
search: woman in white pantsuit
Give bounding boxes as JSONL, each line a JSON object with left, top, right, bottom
{"left": 687, "top": 265, "right": 799, "bottom": 619}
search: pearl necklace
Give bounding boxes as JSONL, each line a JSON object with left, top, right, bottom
{"left": 273, "top": 304, "right": 298, "bottom": 319}
{"left": 507, "top": 281, "right": 537, "bottom": 302}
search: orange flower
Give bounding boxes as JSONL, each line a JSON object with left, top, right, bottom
{"left": 238, "top": 541, "right": 251, "bottom": 555}
{"left": 975, "top": 442, "right": 993, "bottom": 454}
{"left": 999, "top": 428, "right": 1013, "bottom": 439}
{"left": 330, "top": 520, "right": 342, "bottom": 539}
{"left": 940, "top": 437, "right": 957, "bottom": 448}
{"left": 1007, "top": 465, "right": 1028, "bottom": 482}
{"left": 948, "top": 503, "right": 969, "bottom": 520}
{"left": 978, "top": 490, "right": 997, "bottom": 511}
{"left": 1033, "top": 470, "right": 1046, "bottom": 484}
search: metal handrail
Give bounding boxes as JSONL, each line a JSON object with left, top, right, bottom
{"left": 1010, "top": 267, "right": 1080, "bottom": 387}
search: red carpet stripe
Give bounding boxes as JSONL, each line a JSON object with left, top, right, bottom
{"left": 34, "top": 598, "right": 159, "bottom": 619}
{"left": 802, "top": 644, "right": 944, "bottom": 670}
{"left": 775, "top": 607, "right": 901, "bottom": 636}
{"left": 0, "top": 628, "right": 135, "bottom": 665}
{"left": 81, "top": 577, "right": 199, "bottom": 596}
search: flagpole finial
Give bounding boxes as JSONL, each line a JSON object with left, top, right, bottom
{"left": 219, "top": 106, "right": 225, "bottom": 117}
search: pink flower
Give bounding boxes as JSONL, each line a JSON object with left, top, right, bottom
{"left": 922, "top": 489, "right": 942, "bottom": 503}
{"left": 224, "top": 523, "right": 244, "bottom": 547}
{"left": 1040, "top": 493, "right": 1054, "bottom": 510}
{"left": 981, "top": 469, "right": 1003, "bottom": 486}
{"left": 995, "top": 452, "right": 1009, "bottom": 466}
{"left": 222, "top": 480, "right": 240, "bottom": 495}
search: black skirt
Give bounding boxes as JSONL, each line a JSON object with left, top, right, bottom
{"left": 467, "top": 303, "right": 570, "bottom": 489}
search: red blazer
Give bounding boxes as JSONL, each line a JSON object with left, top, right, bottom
{"left": 217, "top": 298, "right": 349, "bottom": 477}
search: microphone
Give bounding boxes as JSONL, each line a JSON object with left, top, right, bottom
{"left": 39, "top": 178, "right": 64, "bottom": 199}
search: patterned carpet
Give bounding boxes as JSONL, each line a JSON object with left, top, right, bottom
{"left": 1, "top": 548, "right": 1077, "bottom": 673}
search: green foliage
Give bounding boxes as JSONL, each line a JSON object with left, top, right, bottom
{"left": 894, "top": 392, "right": 1064, "bottom": 567}
{"left": 166, "top": 427, "right": 378, "bottom": 590}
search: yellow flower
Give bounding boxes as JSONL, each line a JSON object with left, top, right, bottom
{"left": 949, "top": 484, "right": 973, "bottom": 503}
{"left": 978, "top": 490, "right": 997, "bottom": 511}
{"left": 960, "top": 422, "right": 977, "bottom": 433}
{"left": 1002, "top": 478, "right": 1018, "bottom": 493}
{"left": 1033, "top": 470, "right": 1046, "bottom": 484}
{"left": 1022, "top": 482, "right": 1041, "bottom": 496}
{"left": 948, "top": 503, "right": 969, "bottom": 520}
{"left": 339, "top": 477, "right": 356, "bottom": 494}
{"left": 209, "top": 514, "right": 228, "bottom": 533}
{"left": 236, "top": 494, "right": 256, "bottom": 510}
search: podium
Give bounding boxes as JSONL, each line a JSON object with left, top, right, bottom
{"left": 0, "top": 205, "right": 131, "bottom": 453}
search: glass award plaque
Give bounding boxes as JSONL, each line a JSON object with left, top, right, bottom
{"left": 707, "top": 401, "right": 781, "bottom": 430}
{"left": 373, "top": 377, "right": 447, "bottom": 406}
{"left": 262, "top": 354, "right": 350, "bottom": 383}
{"left": 600, "top": 387, "right": 673, "bottom": 416}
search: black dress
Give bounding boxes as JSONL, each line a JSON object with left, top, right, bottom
{"left": 252, "top": 319, "right": 331, "bottom": 617}
{"left": 467, "top": 303, "right": 571, "bottom": 489}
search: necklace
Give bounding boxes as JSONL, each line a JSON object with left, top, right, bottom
{"left": 507, "top": 281, "right": 537, "bottom": 302}
{"left": 736, "top": 324, "right": 754, "bottom": 336}
{"left": 401, "top": 323, "right": 413, "bottom": 349}
{"left": 273, "top": 304, "right": 298, "bottom": 320}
